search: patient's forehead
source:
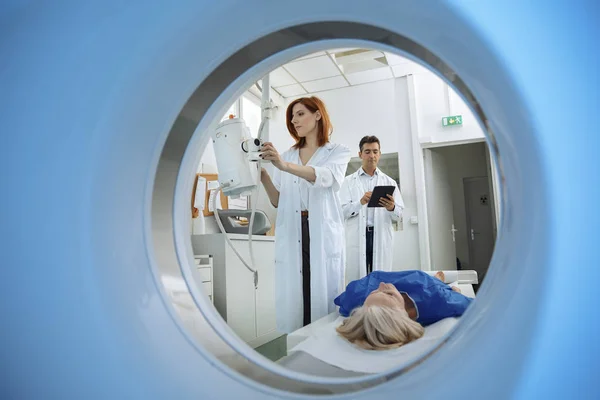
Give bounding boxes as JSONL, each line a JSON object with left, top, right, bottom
{"left": 365, "top": 292, "right": 398, "bottom": 308}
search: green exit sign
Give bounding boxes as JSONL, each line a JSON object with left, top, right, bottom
{"left": 442, "top": 115, "right": 463, "bottom": 126}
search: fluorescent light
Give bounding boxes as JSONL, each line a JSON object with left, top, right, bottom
{"left": 331, "top": 49, "right": 388, "bottom": 74}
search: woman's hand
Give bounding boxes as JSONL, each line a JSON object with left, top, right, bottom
{"left": 260, "top": 142, "right": 287, "bottom": 171}
{"left": 259, "top": 166, "right": 280, "bottom": 207}
{"left": 260, "top": 167, "right": 269, "bottom": 183}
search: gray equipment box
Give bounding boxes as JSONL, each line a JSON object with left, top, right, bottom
{"left": 216, "top": 210, "right": 271, "bottom": 235}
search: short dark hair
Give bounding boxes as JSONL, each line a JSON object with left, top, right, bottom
{"left": 359, "top": 135, "right": 380, "bottom": 152}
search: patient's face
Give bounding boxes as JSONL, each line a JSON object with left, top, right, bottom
{"left": 364, "top": 282, "right": 406, "bottom": 310}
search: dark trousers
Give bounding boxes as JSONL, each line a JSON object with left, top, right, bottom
{"left": 366, "top": 228, "right": 374, "bottom": 275}
{"left": 301, "top": 214, "right": 311, "bottom": 326}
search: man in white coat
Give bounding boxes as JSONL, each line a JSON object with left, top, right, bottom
{"left": 340, "top": 136, "right": 404, "bottom": 285}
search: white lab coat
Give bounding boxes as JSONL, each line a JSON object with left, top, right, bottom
{"left": 272, "top": 142, "right": 351, "bottom": 333}
{"left": 340, "top": 168, "right": 404, "bottom": 285}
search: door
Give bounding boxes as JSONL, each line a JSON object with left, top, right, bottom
{"left": 227, "top": 239, "right": 257, "bottom": 343}
{"left": 464, "top": 177, "right": 495, "bottom": 281}
{"left": 424, "top": 149, "right": 457, "bottom": 270}
{"left": 253, "top": 240, "right": 277, "bottom": 338}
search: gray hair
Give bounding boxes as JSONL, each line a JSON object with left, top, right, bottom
{"left": 336, "top": 305, "right": 425, "bottom": 350}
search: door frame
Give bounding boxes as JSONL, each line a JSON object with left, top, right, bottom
{"left": 422, "top": 147, "right": 458, "bottom": 270}
{"left": 407, "top": 75, "right": 431, "bottom": 270}
{"left": 408, "top": 75, "right": 490, "bottom": 270}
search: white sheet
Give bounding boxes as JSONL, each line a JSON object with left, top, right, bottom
{"left": 289, "top": 316, "right": 460, "bottom": 374}
{"left": 424, "top": 270, "right": 478, "bottom": 284}
{"left": 288, "top": 282, "right": 475, "bottom": 374}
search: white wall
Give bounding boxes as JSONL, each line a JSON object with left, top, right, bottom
{"left": 198, "top": 141, "right": 218, "bottom": 174}
{"left": 434, "top": 142, "right": 489, "bottom": 268}
{"left": 413, "top": 72, "right": 485, "bottom": 145}
{"left": 197, "top": 130, "right": 221, "bottom": 234}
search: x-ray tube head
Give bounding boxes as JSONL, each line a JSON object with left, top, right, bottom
{"left": 212, "top": 118, "right": 258, "bottom": 198}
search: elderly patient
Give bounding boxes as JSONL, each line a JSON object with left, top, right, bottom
{"left": 334, "top": 270, "right": 472, "bottom": 350}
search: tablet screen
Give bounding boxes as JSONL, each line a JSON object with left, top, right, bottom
{"left": 367, "top": 185, "right": 396, "bottom": 207}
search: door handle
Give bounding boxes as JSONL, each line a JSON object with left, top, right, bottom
{"left": 471, "top": 228, "right": 480, "bottom": 240}
{"left": 451, "top": 224, "right": 458, "bottom": 242}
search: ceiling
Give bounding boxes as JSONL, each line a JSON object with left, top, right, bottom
{"left": 269, "top": 48, "right": 416, "bottom": 98}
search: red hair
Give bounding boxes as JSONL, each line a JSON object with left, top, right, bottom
{"left": 286, "top": 96, "right": 333, "bottom": 149}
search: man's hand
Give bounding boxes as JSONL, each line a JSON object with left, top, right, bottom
{"left": 379, "top": 194, "right": 395, "bottom": 211}
{"left": 360, "top": 191, "right": 372, "bottom": 205}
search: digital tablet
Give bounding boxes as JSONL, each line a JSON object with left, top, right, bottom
{"left": 367, "top": 185, "right": 396, "bottom": 207}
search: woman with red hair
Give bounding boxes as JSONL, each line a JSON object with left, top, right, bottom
{"left": 260, "top": 96, "right": 351, "bottom": 333}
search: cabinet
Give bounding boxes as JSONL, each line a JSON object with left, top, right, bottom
{"left": 191, "top": 234, "right": 281, "bottom": 348}
{"left": 192, "top": 255, "right": 213, "bottom": 303}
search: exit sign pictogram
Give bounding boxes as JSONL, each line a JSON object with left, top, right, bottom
{"left": 442, "top": 115, "right": 463, "bottom": 126}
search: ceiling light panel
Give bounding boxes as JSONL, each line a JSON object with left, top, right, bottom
{"left": 345, "top": 66, "right": 393, "bottom": 85}
{"left": 331, "top": 49, "right": 388, "bottom": 74}
{"left": 341, "top": 59, "right": 388, "bottom": 74}
{"left": 274, "top": 84, "right": 307, "bottom": 98}
{"left": 284, "top": 56, "right": 341, "bottom": 82}
{"left": 292, "top": 51, "right": 327, "bottom": 62}
{"left": 333, "top": 49, "right": 385, "bottom": 65}
{"left": 302, "top": 76, "right": 349, "bottom": 93}
{"left": 269, "top": 67, "right": 297, "bottom": 87}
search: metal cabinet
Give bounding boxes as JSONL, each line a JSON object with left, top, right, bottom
{"left": 191, "top": 234, "right": 281, "bottom": 348}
